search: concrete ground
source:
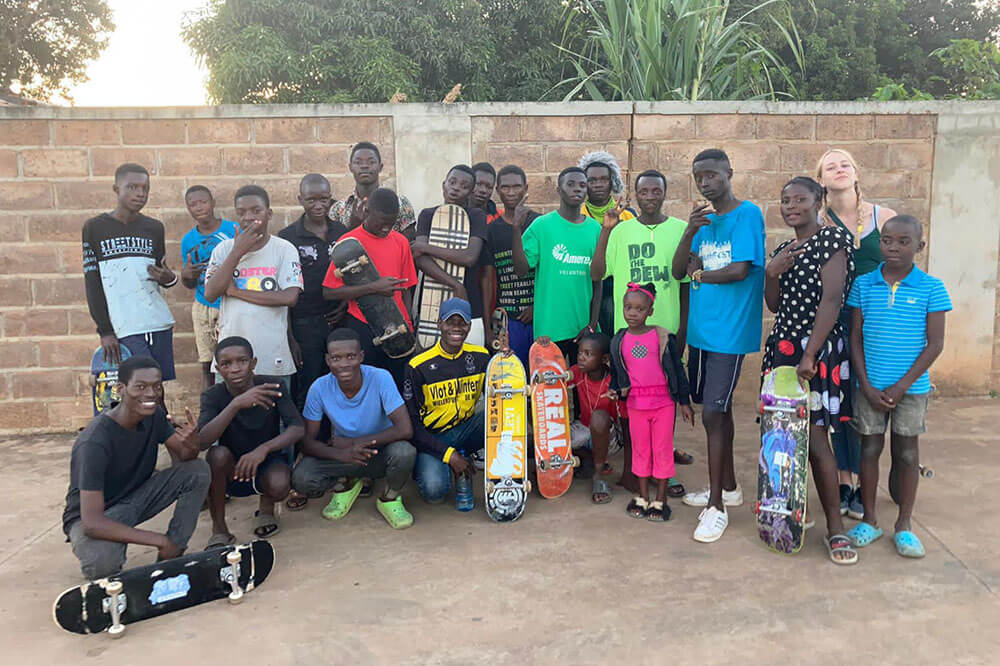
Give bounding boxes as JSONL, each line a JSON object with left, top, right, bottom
{"left": 1, "top": 397, "right": 998, "bottom": 664}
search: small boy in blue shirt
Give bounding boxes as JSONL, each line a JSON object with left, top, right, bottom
{"left": 845, "top": 215, "right": 951, "bottom": 558}
{"left": 181, "top": 185, "right": 239, "bottom": 388}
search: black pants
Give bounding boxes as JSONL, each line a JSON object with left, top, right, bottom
{"left": 342, "top": 314, "right": 411, "bottom": 390}
{"left": 291, "top": 314, "right": 333, "bottom": 441}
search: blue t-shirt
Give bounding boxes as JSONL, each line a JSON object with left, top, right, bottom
{"left": 181, "top": 220, "right": 239, "bottom": 307}
{"left": 687, "top": 200, "right": 766, "bottom": 354}
{"left": 303, "top": 365, "right": 404, "bottom": 438}
{"left": 846, "top": 264, "right": 951, "bottom": 394}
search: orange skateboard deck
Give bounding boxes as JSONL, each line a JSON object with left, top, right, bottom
{"left": 529, "top": 337, "right": 577, "bottom": 499}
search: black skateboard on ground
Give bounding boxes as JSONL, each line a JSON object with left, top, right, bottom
{"left": 331, "top": 237, "right": 416, "bottom": 358}
{"left": 53, "top": 540, "right": 274, "bottom": 638}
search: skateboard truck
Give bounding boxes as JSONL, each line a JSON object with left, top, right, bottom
{"left": 102, "top": 580, "right": 126, "bottom": 639}
{"left": 332, "top": 255, "right": 369, "bottom": 279}
{"left": 536, "top": 454, "right": 580, "bottom": 472}
{"left": 224, "top": 550, "right": 244, "bottom": 605}
{"left": 372, "top": 323, "right": 408, "bottom": 347}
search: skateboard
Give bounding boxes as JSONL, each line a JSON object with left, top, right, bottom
{"left": 54, "top": 540, "right": 274, "bottom": 638}
{"left": 90, "top": 345, "right": 132, "bottom": 415}
{"left": 489, "top": 308, "right": 508, "bottom": 351}
{"left": 755, "top": 367, "right": 809, "bottom": 554}
{"left": 331, "top": 237, "right": 416, "bottom": 358}
{"left": 414, "top": 203, "right": 470, "bottom": 348}
{"left": 888, "top": 463, "right": 934, "bottom": 504}
{"left": 484, "top": 347, "right": 530, "bottom": 522}
{"left": 529, "top": 337, "right": 578, "bottom": 499}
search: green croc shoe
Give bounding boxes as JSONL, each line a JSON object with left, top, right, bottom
{"left": 322, "top": 479, "right": 363, "bottom": 520}
{"left": 376, "top": 497, "right": 414, "bottom": 529}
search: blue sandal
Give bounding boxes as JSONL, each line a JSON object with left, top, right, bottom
{"left": 894, "top": 531, "right": 926, "bottom": 558}
{"left": 846, "top": 522, "right": 883, "bottom": 547}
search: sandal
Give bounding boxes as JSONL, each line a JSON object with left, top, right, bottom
{"left": 674, "top": 449, "right": 694, "bottom": 465}
{"left": 322, "top": 479, "right": 363, "bottom": 520}
{"left": 285, "top": 490, "right": 309, "bottom": 511}
{"left": 206, "top": 532, "right": 236, "bottom": 549}
{"left": 646, "top": 500, "right": 671, "bottom": 522}
{"left": 894, "top": 530, "right": 926, "bottom": 558}
{"left": 591, "top": 477, "right": 613, "bottom": 505}
{"left": 826, "top": 533, "right": 859, "bottom": 565}
{"left": 846, "top": 522, "right": 884, "bottom": 547}
{"left": 626, "top": 496, "right": 649, "bottom": 519}
{"left": 253, "top": 511, "right": 280, "bottom": 539}
{"left": 359, "top": 478, "right": 374, "bottom": 498}
{"left": 667, "top": 478, "right": 686, "bottom": 498}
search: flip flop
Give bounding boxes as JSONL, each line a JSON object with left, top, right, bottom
{"left": 667, "top": 478, "right": 685, "bottom": 498}
{"left": 894, "top": 531, "right": 926, "bottom": 558}
{"left": 846, "top": 522, "right": 883, "bottom": 547}
{"left": 646, "top": 500, "right": 671, "bottom": 522}
{"left": 591, "top": 477, "right": 613, "bottom": 504}
{"left": 826, "top": 533, "right": 859, "bottom": 565}
{"left": 285, "top": 491, "right": 309, "bottom": 511}
{"left": 322, "top": 479, "right": 363, "bottom": 520}
{"left": 253, "top": 511, "right": 280, "bottom": 539}
{"left": 206, "top": 532, "right": 236, "bottom": 549}
{"left": 674, "top": 449, "right": 694, "bottom": 465}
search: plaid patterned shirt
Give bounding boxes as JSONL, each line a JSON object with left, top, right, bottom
{"left": 329, "top": 191, "right": 416, "bottom": 233}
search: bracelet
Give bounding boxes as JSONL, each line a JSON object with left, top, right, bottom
{"left": 163, "top": 275, "right": 179, "bottom": 288}
{"left": 442, "top": 447, "right": 455, "bottom": 464}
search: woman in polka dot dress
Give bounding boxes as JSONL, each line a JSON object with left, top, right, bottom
{"left": 762, "top": 176, "right": 858, "bottom": 564}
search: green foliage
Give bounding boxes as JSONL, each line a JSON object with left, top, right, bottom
{"left": 0, "top": 0, "right": 114, "bottom": 102}
{"left": 182, "top": 0, "right": 581, "bottom": 103}
{"left": 869, "top": 83, "right": 933, "bottom": 101}
{"left": 558, "top": 0, "right": 804, "bottom": 101}
{"left": 929, "top": 39, "right": 1000, "bottom": 100}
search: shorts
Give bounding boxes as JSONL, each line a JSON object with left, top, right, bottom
{"left": 120, "top": 329, "right": 176, "bottom": 381}
{"left": 852, "top": 390, "right": 928, "bottom": 437}
{"left": 191, "top": 301, "right": 220, "bottom": 364}
{"left": 688, "top": 346, "right": 744, "bottom": 413}
{"left": 569, "top": 418, "right": 623, "bottom": 454}
{"left": 225, "top": 451, "right": 290, "bottom": 498}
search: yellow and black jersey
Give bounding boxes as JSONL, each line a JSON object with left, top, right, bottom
{"left": 403, "top": 342, "right": 489, "bottom": 458}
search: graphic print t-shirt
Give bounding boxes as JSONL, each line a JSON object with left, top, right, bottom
{"left": 181, "top": 219, "right": 240, "bottom": 308}
{"left": 604, "top": 216, "right": 689, "bottom": 334}
{"left": 206, "top": 236, "right": 303, "bottom": 376}
{"left": 82, "top": 213, "right": 176, "bottom": 338}
{"left": 687, "top": 200, "right": 766, "bottom": 355}
{"left": 521, "top": 210, "right": 601, "bottom": 341}
{"left": 486, "top": 213, "right": 539, "bottom": 315}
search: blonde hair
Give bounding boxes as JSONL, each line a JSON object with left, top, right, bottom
{"left": 815, "top": 148, "right": 864, "bottom": 247}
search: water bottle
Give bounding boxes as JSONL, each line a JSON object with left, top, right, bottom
{"left": 455, "top": 474, "right": 474, "bottom": 512}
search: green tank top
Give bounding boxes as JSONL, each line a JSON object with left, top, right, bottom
{"left": 827, "top": 206, "right": 882, "bottom": 276}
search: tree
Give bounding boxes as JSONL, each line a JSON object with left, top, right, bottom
{"left": 0, "top": 0, "right": 114, "bottom": 103}
{"left": 182, "top": 0, "right": 581, "bottom": 103}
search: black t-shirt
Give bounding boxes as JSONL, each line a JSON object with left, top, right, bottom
{"left": 277, "top": 215, "right": 348, "bottom": 319}
{"left": 486, "top": 212, "right": 539, "bottom": 314}
{"left": 62, "top": 408, "right": 175, "bottom": 534}
{"left": 416, "top": 205, "right": 489, "bottom": 318}
{"left": 198, "top": 376, "right": 303, "bottom": 458}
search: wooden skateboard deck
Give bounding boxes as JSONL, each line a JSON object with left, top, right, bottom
{"left": 54, "top": 540, "right": 274, "bottom": 637}
{"left": 485, "top": 350, "right": 529, "bottom": 522}
{"left": 90, "top": 345, "right": 132, "bottom": 415}
{"left": 330, "top": 237, "right": 416, "bottom": 359}
{"left": 755, "top": 367, "right": 809, "bottom": 554}
{"left": 529, "top": 337, "right": 577, "bottom": 499}
{"left": 414, "top": 204, "right": 470, "bottom": 348}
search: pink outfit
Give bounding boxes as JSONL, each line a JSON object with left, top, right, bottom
{"left": 623, "top": 329, "right": 676, "bottom": 479}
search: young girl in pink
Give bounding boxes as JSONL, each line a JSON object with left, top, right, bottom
{"left": 609, "top": 283, "right": 694, "bottom": 521}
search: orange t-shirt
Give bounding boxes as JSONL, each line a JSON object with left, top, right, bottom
{"left": 323, "top": 226, "right": 417, "bottom": 326}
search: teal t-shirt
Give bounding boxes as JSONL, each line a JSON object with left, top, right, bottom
{"left": 604, "top": 216, "right": 689, "bottom": 334}
{"left": 521, "top": 210, "right": 601, "bottom": 342}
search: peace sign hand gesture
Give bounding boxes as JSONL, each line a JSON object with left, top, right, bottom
{"left": 766, "top": 241, "right": 806, "bottom": 279}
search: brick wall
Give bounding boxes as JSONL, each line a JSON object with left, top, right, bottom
{"left": 0, "top": 106, "right": 942, "bottom": 433}
{"left": 0, "top": 114, "right": 394, "bottom": 432}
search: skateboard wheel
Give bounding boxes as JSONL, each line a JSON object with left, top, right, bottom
{"left": 108, "top": 623, "right": 126, "bottom": 639}
{"left": 796, "top": 405, "right": 806, "bottom": 419}
{"left": 486, "top": 386, "right": 495, "bottom": 397}
{"left": 572, "top": 456, "right": 581, "bottom": 467}
{"left": 358, "top": 255, "right": 369, "bottom": 266}
{"left": 525, "top": 480, "right": 532, "bottom": 493}
{"left": 226, "top": 550, "right": 244, "bottom": 605}
{"left": 759, "top": 403, "right": 765, "bottom": 415}
{"left": 333, "top": 268, "right": 343, "bottom": 279}
{"left": 486, "top": 481, "right": 495, "bottom": 493}
{"left": 794, "top": 509, "right": 802, "bottom": 522}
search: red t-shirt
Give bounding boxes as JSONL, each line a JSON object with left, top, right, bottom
{"left": 569, "top": 364, "right": 626, "bottom": 425}
{"left": 322, "top": 226, "right": 417, "bottom": 326}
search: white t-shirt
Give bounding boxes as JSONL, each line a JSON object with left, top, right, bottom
{"left": 206, "top": 236, "right": 303, "bottom": 376}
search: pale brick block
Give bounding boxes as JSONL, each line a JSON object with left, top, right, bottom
{"left": 53, "top": 121, "right": 121, "bottom": 146}
{"left": 696, "top": 115, "right": 755, "bottom": 140}
{"left": 253, "top": 118, "right": 316, "bottom": 144}
{"left": 188, "top": 119, "right": 252, "bottom": 144}
{"left": 223, "top": 147, "right": 285, "bottom": 175}
{"left": 158, "top": 147, "right": 222, "bottom": 176}
{"left": 888, "top": 142, "right": 934, "bottom": 171}
{"left": 874, "top": 115, "right": 936, "bottom": 140}
{"left": 755, "top": 115, "right": 815, "bottom": 140}
{"left": 0, "top": 120, "right": 50, "bottom": 146}
{"left": 816, "top": 115, "right": 874, "bottom": 141}
{"left": 633, "top": 114, "right": 696, "bottom": 140}
{"left": 0, "top": 182, "right": 53, "bottom": 209}
{"left": 122, "top": 119, "right": 187, "bottom": 145}
{"left": 0, "top": 150, "right": 18, "bottom": 177}
{"left": 0, "top": 244, "right": 62, "bottom": 275}
{"left": 21, "top": 149, "right": 89, "bottom": 177}
{"left": 487, "top": 144, "right": 544, "bottom": 173}
{"left": 90, "top": 148, "right": 157, "bottom": 177}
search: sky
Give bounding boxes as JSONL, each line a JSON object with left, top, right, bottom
{"left": 65, "top": 0, "right": 209, "bottom": 106}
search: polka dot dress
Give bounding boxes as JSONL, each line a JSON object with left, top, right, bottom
{"left": 761, "top": 225, "right": 855, "bottom": 430}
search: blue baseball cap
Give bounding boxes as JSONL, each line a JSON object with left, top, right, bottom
{"left": 438, "top": 297, "right": 472, "bottom": 322}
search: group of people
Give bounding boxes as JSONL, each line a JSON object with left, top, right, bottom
{"left": 63, "top": 138, "right": 950, "bottom": 580}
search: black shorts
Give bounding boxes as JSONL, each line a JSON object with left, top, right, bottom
{"left": 120, "top": 329, "right": 176, "bottom": 381}
{"left": 226, "top": 451, "right": 290, "bottom": 498}
{"left": 688, "top": 347, "right": 744, "bottom": 413}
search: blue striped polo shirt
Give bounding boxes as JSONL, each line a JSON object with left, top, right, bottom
{"left": 846, "top": 263, "right": 951, "bottom": 394}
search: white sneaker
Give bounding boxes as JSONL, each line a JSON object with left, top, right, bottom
{"left": 693, "top": 506, "right": 729, "bottom": 543}
{"left": 681, "top": 483, "right": 744, "bottom": 508}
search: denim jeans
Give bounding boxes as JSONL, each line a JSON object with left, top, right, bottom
{"left": 413, "top": 416, "right": 485, "bottom": 503}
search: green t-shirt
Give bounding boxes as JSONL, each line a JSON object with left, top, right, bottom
{"left": 603, "top": 216, "right": 690, "bottom": 334}
{"left": 522, "top": 210, "right": 601, "bottom": 341}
